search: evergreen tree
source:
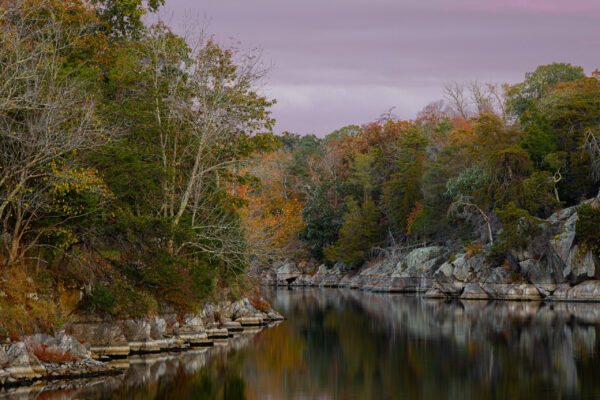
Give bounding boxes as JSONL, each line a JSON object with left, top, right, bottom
{"left": 324, "top": 198, "right": 382, "bottom": 265}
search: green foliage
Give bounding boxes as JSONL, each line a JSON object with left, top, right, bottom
{"left": 492, "top": 203, "right": 548, "bottom": 254}
{"left": 324, "top": 198, "right": 382, "bottom": 266}
{"left": 92, "top": 0, "right": 165, "bottom": 37}
{"left": 518, "top": 171, "right": 562, "bottom": 217}
{"left": 383, "top": 127, "right": 428, "bottom": 231}
{"left": 301, "top": 186, "right": 341, "bottom": 259}
{"left": 83, "top": 281, "right": 154, "bottom": 318}
{"left": 446, "top": 165, "right": 490, "bottom": 200}
{"left": 506, "top": 63, "right": 585, "bottom": 118}
{"left": 575, "top": 203, "right": 600, "bottom": 255}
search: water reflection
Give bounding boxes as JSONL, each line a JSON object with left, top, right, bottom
{"left": 7, "top": 289, "right": 600, "bottom": 399}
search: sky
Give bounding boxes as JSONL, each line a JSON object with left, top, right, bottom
{"left": 158, "top": 0, "right": 600, "bottom": 136}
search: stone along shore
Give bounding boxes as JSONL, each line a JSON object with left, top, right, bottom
{"left": 257, "top": 201, "right": 600, "bottom": 302}
{"left": 0, "top": 298, "right": 283, "bottom": 388}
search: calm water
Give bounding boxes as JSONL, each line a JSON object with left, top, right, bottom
{"left": 11, "top": 288, "right": 600, "bottom": 399}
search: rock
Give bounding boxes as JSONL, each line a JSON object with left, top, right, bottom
{"left": 23, "top": 332, "right": 89, "bottom": 362}
{"left": 567, "top": 245, "right": 597, "bottom": 283}
{"left": 0, "top": 342, "right": 45, "bottom": 380}
{"left": 460, "top": 283, "right": 490, "bottom": 300}
{"left": 451, "top": 255, "right": 473, "bottom": 282}
{"left": 267, "top": 311, "right": 285, "bottom": 321}
{"left": 177, "top": 332, "right": 211, "bottom": 346}
{"left": 150, "top": 317, "right": 167, "bottom": 339}
{"left": 64, "top": 323, "right": 130, "bottom": 358}
{"left": 505, "top": 284, "right": 542, "bottom": 300}
{"left": 565, "top": 280, "right": 600, "bottom": 301}
{"left": 435, "top": 281, "right": 464, "bottom": 297}
{"left": 393, "top": 246, "right": 447, "bottom": 278}
{"left": 118, "top": 319, "right": 152, "bottom": 342}
{"left": 423, "top": 287, "right": 447, "bottom": 299}
{"left": 433, "top": 262, "right": 454, "bottom": 283}
{"left": 206, "top": 328, "right": 228, "bottom": 339}
{"left": 220, "top": 321, "right": 243, "bottom": 332}
{"left": 175, "top": 314, "right": 205, "bottom": 335}
{"left": 236, "top": 316, "right": 263, "bottom": 326}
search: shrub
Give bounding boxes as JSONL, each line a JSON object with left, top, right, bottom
{"left": 465, "top": 243, "right": 483, "bottom": 259}
{"left": 249, "top": 295, "right": 270, "bottom": 312}
{"left": 31, "top": 343, "right": 77, "bottom": 363}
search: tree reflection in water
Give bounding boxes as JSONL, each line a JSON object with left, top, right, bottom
{"left": 40, "top": 289, "right": 600, "bottom": 399}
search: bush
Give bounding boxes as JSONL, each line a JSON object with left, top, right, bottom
{"left": 31, "top": 343, "right": 77, "bottom": 363}
{"left": 575, "top": 203, "right": 600, "bottom": 255}
{"left": 83, "top": 281, "right": 154, "bottom": 318}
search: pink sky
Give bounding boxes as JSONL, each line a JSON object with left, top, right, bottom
{"left": 159, "top": 0, "right": 599, "bottom": 136}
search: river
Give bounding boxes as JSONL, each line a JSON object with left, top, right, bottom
{"left": 9, "top": 288, "right": 600, "bottom": 399}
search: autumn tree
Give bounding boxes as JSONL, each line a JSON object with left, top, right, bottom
{"left": 0, "top": 0, "right": 113, "bottom": 265}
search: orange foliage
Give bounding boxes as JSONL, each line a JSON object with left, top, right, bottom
{"left": 406, "top": 202, "right": 424, "bottom": 233}
{"left": 31, "top": 343, "right": 77, "bottom": 363}
{"left": 236, "top": 152, "right": 305, "bottom": 260}
{"left": 249, "top": 295, "right": 271, "bottom": 312}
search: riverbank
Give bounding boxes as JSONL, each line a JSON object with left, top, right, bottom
{"left": 254, "top": 199, "right": 600, "bottom": 302}
{"left": 0, "top": 298, "right": 283, "bottom": 389}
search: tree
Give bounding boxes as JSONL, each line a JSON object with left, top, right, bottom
{"left": 447, "top": 196, "right": 494, "bottom": 245}
{"left": 301, "top": 185, "right": 341, "bottom": 260}
{"left": 324, "top": 198, "right": 382, "bottom": 265}
{"left": 0, "top": 0, "right": 113, "bottom": 265}
{"left": 382, "top": 126, "right": 428, "bottom": 232}
{"left": 91, "top": 0, "right": 164, "bottom": 37}
{"left": 97, "top": 23, "right": 275, "bottom": 270}
{"left": 505, "top": 63, "right": 585, "bottom": 119}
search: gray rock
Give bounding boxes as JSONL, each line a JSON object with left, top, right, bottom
{"left": 461, "top": 283, "right": 490, "bottom": 300}
{"left": 393, "top": 246, "right": 447, "bottom": 278}
{"left": 118, "top": 319, "right": 152, "bottom": 342}
{"left": 0, "top": 342, "right": 45, "bottom": 380}
{"left": 433, "top": 262, "right": 454, "bottom": 283}
{"left": 150, "top": 317, "right": 167, "bottom": 339}
{"left": 64, "top": 322, "right": 130, "bottom": 358}
{"left": 567, "top": 245, "right": 597, "bottom": 283}
{"left": 566, "top": 280, "right": 600, "bottom": 301}
{"left": 452, "top": 255, "right": 473, "bottom": 282}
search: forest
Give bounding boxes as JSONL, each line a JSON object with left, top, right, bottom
{"left": 1, "top": 0, "right": 599, "bottom": 337}
{"left": 247, "top": 65, "right": 600, "bottom": 270}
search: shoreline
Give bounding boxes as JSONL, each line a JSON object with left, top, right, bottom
{"left": 0, "top": 298, "right": 284, "bottom": 389}
{"left": 259, "top": 273, "right": 600, "bottom": 303}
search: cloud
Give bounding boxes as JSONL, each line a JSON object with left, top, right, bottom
{"left": 160, "top": 0, "right": 599, "bottom": 135}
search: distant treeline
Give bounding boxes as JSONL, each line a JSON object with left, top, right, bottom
{"left": 246, "top": 63, "right": 600, "bottom": 267}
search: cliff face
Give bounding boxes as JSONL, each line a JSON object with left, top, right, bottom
{"left": 256, "top": 197, "right": 600, "bottom": 302}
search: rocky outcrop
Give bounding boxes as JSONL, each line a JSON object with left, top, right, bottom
{"left": 1, "top": 296, "right": 284, "bottom": 387}
{"left": 256, "top": 200, "right": 600, "bottom": 302}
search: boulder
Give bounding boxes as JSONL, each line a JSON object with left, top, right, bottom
{"left": 393, "top": 246, "right": 447, "bottom": 278}
{"left": 0, "top": 342, "right": 45, "bottom": 380}
{"left": 460, "top": 283, "right": 490, "bottom": 300}
{"left": 452, "top": 255, "right": 474, "bottom": 282}
{"left": 23, "top": 332, "right": 89, "bottom": 361}
{"left": 177, "top": 332, "right": 211, "bottom": 346}
{"left": 236, "top": 316, "right": 263, "bottom": 326}
{"left": 565, "top": 280, "right": 600, "bottom": 301}
{"left": 118, "top": 319, "right": 152, "bottom": 342}
{"left": 423, "top": 287, "right": 447, "bottom": 299}
{"left": 206, "top": 328, "right": 228, "bottom": 339}
{"left": 220, "top": 321, "right": 243, "bottom": 332}
{"left": 64, "top": 322, "right": 130, "bottom": 358}
{"left": 175, "top": 314, "right": 205, "bottom": 335}
{"left": 150, "top": 316, "right": 167, "bottom": 340}
{"left": 566, "top": 245, "right": 597, "bottom": 283}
